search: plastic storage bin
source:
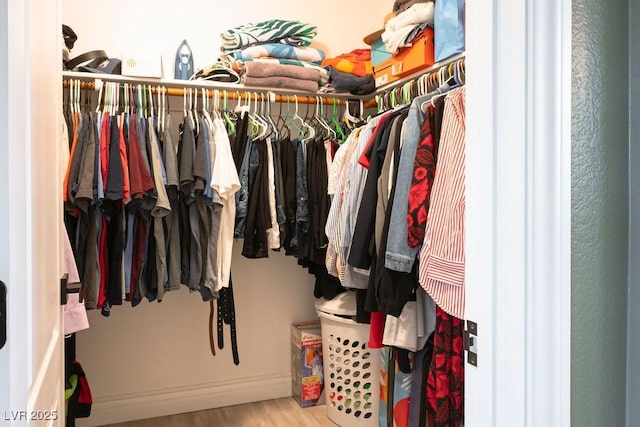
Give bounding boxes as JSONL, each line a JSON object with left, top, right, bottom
{"left": 315, "top": 292, "right": 381, "bottom": 426}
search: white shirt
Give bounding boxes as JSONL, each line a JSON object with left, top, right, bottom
{"left": 211, "top": 117, "right": 241, "bottom": 290}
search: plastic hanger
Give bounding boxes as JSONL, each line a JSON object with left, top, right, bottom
{"left": 222, "top": 90, "right": 235, "bottom": 136}
{"left": 315, "top": 97, "right": 335, "bottom": 139}
{"left": 201, "top": 89, "right": 213, "bottom": 129}
{"left": 342, "top": 100, "right": 359, "bottom": 130}
{"left": 156, "top": 85, "right": 163, "bottom": 133}
{"left": 251, "top": 92, "right": 269, "bottom": 139}
{"left": 243, "top": 92, "right": 259, "bottom": 138}
{"left": 147, "top": 85, "right": 154, "bottom": 122}
{"left": 275, "top": 97, "right": 290, "bottom": 140}
{"left": 301, "top": 97, "right": 316, "bottom": 143}
{"left": 263, "top": 92, "right": 280, "bottom": 141}
{"left": 213, "top": 89, "right": 222, "bottom": 121}
{"left": 330, "top": 98, "right": 346, "bottom": 142}
{"left": 286, "top": 95, "right": 305, "bottom": 140}
{"left": 70, "top": 79, "right": 76, "bottom": 115}
{"left": 183, "top": 86, "right": 188, "bottom": 120}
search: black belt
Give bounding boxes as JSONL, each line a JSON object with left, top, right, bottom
{"left": 210, "top": 273, "right": 239, "bottom": 365}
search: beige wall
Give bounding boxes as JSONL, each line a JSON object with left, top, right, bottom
{"left": 64, "top": 2, "right": 390, "bottom": 424}
{"left": 76, "top": 244, "right": 322, "bottom": 426}
{"left": 63, "top": 0, "right": 390, "bottom": 78}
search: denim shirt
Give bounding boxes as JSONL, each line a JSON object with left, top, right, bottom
{"left": 290, "top": 138, "right": 309, "bottom": 252}
{"left": 384, "top": 84, "right": 450, "bottom": 272}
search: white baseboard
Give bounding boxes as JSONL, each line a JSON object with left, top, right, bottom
{"left": 75, "top": 373, "right": 292, "bottom": 427}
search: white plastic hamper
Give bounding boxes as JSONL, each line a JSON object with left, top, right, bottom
{"left": 315, "top": 293, "right": 380, "bottom": 426}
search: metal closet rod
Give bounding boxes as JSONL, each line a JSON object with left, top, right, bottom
{"left": 61, "top": 53, "right": 465, "bottom": 110}
{"left": 62, "top": 75, "right": 376, "bottom": 108}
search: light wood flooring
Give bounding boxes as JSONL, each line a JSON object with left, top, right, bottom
{"left": 103, "top": 397, "right": 336, "bottom": 427}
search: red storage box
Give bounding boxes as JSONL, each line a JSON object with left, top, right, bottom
{"left": 373, "top": 27, "right": 435, "bottom": 88}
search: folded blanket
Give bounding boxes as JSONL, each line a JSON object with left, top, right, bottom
{"left": 242, "top": 75, "right": 319, "bottom": 93}
{"left": 386, "top": 2, "right": 435, "bottom": 31}
{"left": 221, "top": 19, "right": 317, "bottom": 52}
{"left": 229, "top": 43, "right": 325, "bottom": 64}
{"left": 321, "top": 49, "right": 372, "bottom": 77}
{"left": 229, "top": 58, "right": 330, "bottom": 86}
{"left": 382, "top": 3, "right": 435, "bottom": 53}
{"left": 243, "top": 61, "right": 320, "bottom": 82}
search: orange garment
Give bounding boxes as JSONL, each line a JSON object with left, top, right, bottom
{"left": 322, "top": 49, "right": 372, "bottom": 77}
{"left": 118, "top": 114, "right": 131, "bottom": 204}
{"left": 62, "top": 111, "right": 80, "bottom": 202}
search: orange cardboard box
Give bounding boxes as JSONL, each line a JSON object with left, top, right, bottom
{"left": 373, "top": 27, "right": 435, "bottom": 88}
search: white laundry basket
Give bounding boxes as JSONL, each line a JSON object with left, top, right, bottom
{"left": 315, "top": 292, "right": 380, "bottom": 427}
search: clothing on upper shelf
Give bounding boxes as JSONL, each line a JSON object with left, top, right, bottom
{"left": 319, "top": 67, "right": 376, "bottom": 96}
{"left": 242, "top": 75, "right": 319, "bottom": 93}
{"left": 228, "top": 58, "right": 330, "bottom": 86}
{"left": 220, "top": 19, "right": 318, "bottom": 52}
{"left": 382, "top": 1, "right": 435, "bottom": 54}
{"left": 227, "top": 43, "right": 326, "bottom": 64}
{"left": 321, "top": 49, "right": 373, "bottom": 77}
{"left": 219, "top": 19, "right": 324, "bottom": 93}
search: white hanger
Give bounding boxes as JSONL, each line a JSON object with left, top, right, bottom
{"left": 316, "top": 97, "right": 335, "bottom": 139}
{"left": 95, "top": 79, "right": 104, "bottom": 113}
{"left": 202, "top": 88, "right": 214, "bottom": 129}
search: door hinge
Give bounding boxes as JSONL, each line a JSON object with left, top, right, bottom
{"left": 60, "top": 274, "right": 69, "bottom": 306}
{"left": 0, "top": 281, "right": 5, "bottom": 350}
{"left": 464, "top": 320, "right": 478, "bottom": 366}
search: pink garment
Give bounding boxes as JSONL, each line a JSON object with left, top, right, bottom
{"left": 62, "top": 222, "right": 89, "bottom": 334}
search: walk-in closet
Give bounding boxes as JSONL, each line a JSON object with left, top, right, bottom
{"left": 4, "top": 0, "right": 638, "bottom": 426}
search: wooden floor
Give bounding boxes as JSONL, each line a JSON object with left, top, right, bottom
{"left": 103, "top": 397, "right": 337, "bottom": 427}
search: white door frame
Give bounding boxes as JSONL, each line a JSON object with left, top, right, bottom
{"left": 1, "top": 0, "right": 64, "bottom": 425}
{"left": 465, "top": 0, "right": 571, "bottom": 425}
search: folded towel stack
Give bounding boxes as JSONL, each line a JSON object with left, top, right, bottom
{"left": 220, "top": 19, "right": 325, "bottom": 93}
{"left": 241, "top": 61, "right": 321, "bottom": 92}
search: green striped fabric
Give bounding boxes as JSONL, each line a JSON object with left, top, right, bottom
{"left": 221, "top": 19, "right": 317, "bottom": 52}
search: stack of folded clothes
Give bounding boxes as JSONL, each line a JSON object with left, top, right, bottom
{"left": 320, "top": 49, "right": 376, "bottom": 95}
{"left": 382, "top": 0, "right": 435, "bottom": 54}
{"left": 220, "top": 19, "right": 327, "bottom": 92}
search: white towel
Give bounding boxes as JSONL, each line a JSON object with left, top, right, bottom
{"left": 382, "top": 2, "right": 435, "bottom": 53}
{"left": 386, "top": 2, "right": 435, "bottom": 31}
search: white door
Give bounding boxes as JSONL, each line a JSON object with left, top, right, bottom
{"left": 0, "top": 0, "right": 64, "bottom": 426}
{"left": 465, "top": 0, "right": 572, "bottom": 425}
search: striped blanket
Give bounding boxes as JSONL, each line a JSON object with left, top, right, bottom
{"left": 221, "top": 19, "right": 317, "bottom": 52}
{"left": 226, "top": 43, "right": 325, "bottom": 64}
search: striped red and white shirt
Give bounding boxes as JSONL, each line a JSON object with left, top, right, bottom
{"left": 418, "top": 86, "right": 466, "bottom": 319}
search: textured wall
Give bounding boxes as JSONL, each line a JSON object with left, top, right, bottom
{"left": 628, "top": 1, "right": 640, "bottom": 425}
{"left": 572, "top": 0, "right": 629, "bottom": 425}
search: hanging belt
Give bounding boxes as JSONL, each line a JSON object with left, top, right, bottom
{"left": 209, "top": 301, "right": 216, "bottom": 357}
{"left": 211, "top": 273, "right": 240, "bottom": 365}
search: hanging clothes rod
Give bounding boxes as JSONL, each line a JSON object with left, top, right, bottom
{"left": 62, "top": 72, "right": 368, "bottom": 107}
{"left": 374, "top": 53, "right": 466, "bottom": 110}
{"left": 62, "top": 53, "right": 465, "bottom": 111}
